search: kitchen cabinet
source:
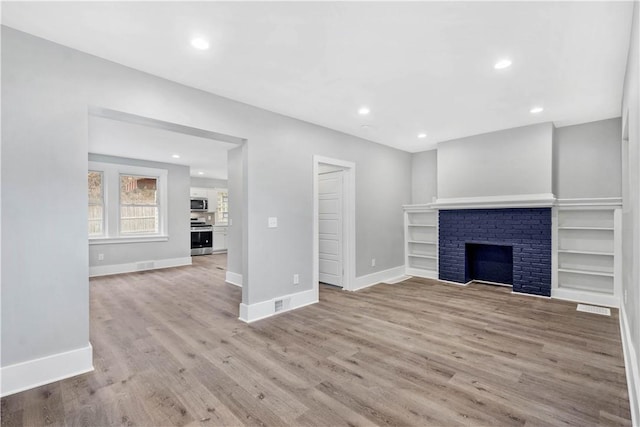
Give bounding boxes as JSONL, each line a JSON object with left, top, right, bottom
{"left": 190, "top": 187, "right": 208, "bottom": 198}
{"left": 212, "top": 226, "right": 228, "bottom": 252}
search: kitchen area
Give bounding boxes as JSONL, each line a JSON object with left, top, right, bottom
{"left": 190, "top": 186, "right": 229, "bottom": 256}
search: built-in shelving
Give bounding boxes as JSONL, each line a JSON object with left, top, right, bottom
{"left": 404, "top": 205, "right": 438, "bottom": 279}
{"left": 554, "top": 205, "right": 621, "bottom": 307}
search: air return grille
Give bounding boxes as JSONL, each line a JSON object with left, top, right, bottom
{"left": 576, "top": 304, "right": 611, "bottom": 316}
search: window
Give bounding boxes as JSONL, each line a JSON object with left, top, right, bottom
{"left": 217, "top": 190, "right": 229, "bottom": 225}
{"left": 88, "top": 161, "right": 168, "bottom": 243}
{"left": 88, "top": 171, "right": 104, "bottom": 236}
{"left": 120, "top": 175, "right": 159, "bottom": 234}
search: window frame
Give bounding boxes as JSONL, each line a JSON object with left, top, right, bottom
{"left": 88, "top": 161, "right": 169, "bottom": 245}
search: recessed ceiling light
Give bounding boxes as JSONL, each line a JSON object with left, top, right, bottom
{"left": 494, "top": 59, "right": 512, "bottom": 70}
{"left": 358, "top": 107, "right": 370, "bottom": 115}
{"left": 417, "top": 133, "right": 427, "bottom": 139}
{"left": 191, "top": 38, "right": 210, "bottom": 50}
{"left": 198, "top": 171, "right": 204, "bottom": 175}
{"left": 530, "top": 106, "right": 544, "bottom": 114}
{"left": 172, "top": 154, "right": 180, "bottom": 159}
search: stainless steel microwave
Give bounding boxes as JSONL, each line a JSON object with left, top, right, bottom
{"left": 190, "top": 197, "right": 208, "bottom": 211}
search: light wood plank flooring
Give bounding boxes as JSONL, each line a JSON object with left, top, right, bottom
{"left": 2, "top": 254, "right": 631, "bottom": 426}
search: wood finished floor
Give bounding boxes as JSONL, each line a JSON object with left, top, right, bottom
{"left": 1, "top": 254, "right": 631, "bottom": 426}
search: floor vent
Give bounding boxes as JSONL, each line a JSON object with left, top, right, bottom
{"left": 274, "top": 300, "right": 284, "bottom": 312}
{"left": 577, "top": 304, "right": 611, "bottom": 316}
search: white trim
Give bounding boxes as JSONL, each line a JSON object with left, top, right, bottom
{"left": 511, "top": 291, "right": 551, "bottom": 299}
{"left": 1, "top": 344, "right": 94, "bottom": 397}
{"left": 351, "top": 266, "right": 405, "bottom": 291}
{"left": 437, "top": 279, "right": 472, "bottom": 286}
{"left": 473, "top": 279, "right": 512, "bottom": 288}
{"left": 225, "top": 271, "right": 243, "bottom": 287}
{"left": 238, "top": 289, "right": 317, "bottom": 323}
{"left": 312, "top": 156, "right": 356, "bottom": 297}
{"left": 89, "top": 256, "right": 191, "bottom": 277}
{"left": 89, "top": 235, "right": 169, "bottom": 245}
{"left": 556, "top": 197, "right": 623, "bottom": 207}
{"left": 620, "top": 304, "right": 640, "bottom": 427}
{"left": 405, "top": 268, "right": 439, "bottom": 280}
{"left": 402, "top": 203, "right": 436, "bottom": 211}
{"left": 432, "top": 193, "right": 556, "bottom": 210}
{"left": 551, "top": 288, "right": 619, "bottom": 307}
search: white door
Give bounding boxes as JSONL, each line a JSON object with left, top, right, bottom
{"left": 319, "top": 170, "right": 344, "bottom": 287}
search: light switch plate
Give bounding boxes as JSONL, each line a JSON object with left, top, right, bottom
{"left": 268, "top": 217, "right": 278, "bottom": 228}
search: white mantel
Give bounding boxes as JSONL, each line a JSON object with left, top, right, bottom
{"left": 428, "top": 193, "right": 556, "bottom": 210}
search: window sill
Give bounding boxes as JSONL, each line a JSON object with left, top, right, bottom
{"left": 89, "top": 235, "right": 169, "bottom": 245}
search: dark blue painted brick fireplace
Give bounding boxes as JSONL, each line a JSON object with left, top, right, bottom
{"left": 439, "top": 208, "right": 552, "bottom": 296}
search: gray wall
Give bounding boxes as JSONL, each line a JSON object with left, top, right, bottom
{"left": 226, "top": 144, "right": 245, "bottom": 284}
{"left": 190, "top": 177, "right": 228, "bottom": 189}
{"left": 411, "top": 149, "right": 437, "bottom": 204}
{"left": 88, "top": 154, "right": 190, "bottom": 268}
{"left": 554, "top": 118, "right": 622, "bottom": 199}
{"left": 621, "top": 0, "right": 639, "bottom": 413}
{"left": 437, "top": 123, "right": 554, "bottom": 199}
{"left": 1, "top": 27, "right": 411, "bottom": 368}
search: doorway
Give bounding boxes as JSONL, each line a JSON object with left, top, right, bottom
{"left": 313, "top": 156, "right": 356, "bottom": 298}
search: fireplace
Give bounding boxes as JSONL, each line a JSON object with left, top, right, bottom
{"left": 465, "top": 243, "right": 514, "bottom": 285}
{"left": 439, "top": 208, "right": 551, "bottom": 296}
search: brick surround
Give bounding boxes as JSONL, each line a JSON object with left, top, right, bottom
{"left": 438, "top": 208, "right": 552, "bottom": 296}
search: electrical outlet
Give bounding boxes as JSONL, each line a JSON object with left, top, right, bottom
{"left": 98, "top": 253, "right": 104, "bottom": 261}
{"left": 268, "top": 217, "right": 278, "bottom": 228}
{"left": 371, "top": 258, "right": 376, "bottom": 267}
{"left": 293, "top": 274, "right": 300, "bottom": 285}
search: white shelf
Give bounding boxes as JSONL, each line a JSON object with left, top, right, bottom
{"left": 558, "top": 268, "right": 613, "bottom": 278}
{"left": 405, "top": 206, "right": 438, "bottom": 278}
{"left": 554, "top": 206, "right": 620, "bottom": 303}
{"left": 408, "top": 254, "right": 437, "bottom": 260}
{"left": 558, "top": 226, "right": 614, "bottom": 231}
{"left": 558, "top": 249, "right": 614, "bottom": 256}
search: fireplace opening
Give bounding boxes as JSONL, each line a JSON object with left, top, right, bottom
{"left": 465, "top": 243, "right": 513, "bottom": 286}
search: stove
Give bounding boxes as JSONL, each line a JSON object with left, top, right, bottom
{"left": 190, "top": 220, "right": 213, "bottom": 255}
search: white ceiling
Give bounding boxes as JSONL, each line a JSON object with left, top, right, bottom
{"left": 2, "top": 1, "right": 634, "bottom": 152}
{"left": 89, "top": 115, "right": 234, "bottom": 179}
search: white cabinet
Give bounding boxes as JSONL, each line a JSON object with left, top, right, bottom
{"left": 554, "top": 206, "right": 621, "bottom": 307}
{"left": 404, "top": 205, "right": 438, "bottom": 279}
{"left": 206, "top": 188, "right": 218, "bottom": 213}
{"left": 190, "top": 187, "right": 208, "bottom": 198}
{"left": 212, "top": 226, "right": 228, "bottom": 252}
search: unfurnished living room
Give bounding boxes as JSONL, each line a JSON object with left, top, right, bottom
{"left": 1, "top": 1, "right": 639, "bottom": 426}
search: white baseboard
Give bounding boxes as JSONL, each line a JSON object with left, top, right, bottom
{"left": 352, "top": 266, "right": 405, "bottom": 291}
{"left": 239, "top": 288, "right": 317, "bottom": 323}
{"left": 620, "top": 304, "right": 640, "bottom": 427}
{"left": 405, "top": 267, "right": 439, "bottom": 280}
{"left": 225, "top": 271, "right": 242, "bottom": 287}
{"left": 551, "top": 288, "right": 619, "bottom": 308}
{"left": 1, "top": 344, "right": 94, "bottom": 397}
{"left": 438, "top": 279, "right": 472, "bottom": 286}
{"left": 89, "top": 256, "right": 192, "bottom": 277}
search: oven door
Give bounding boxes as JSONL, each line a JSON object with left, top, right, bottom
{"left": 191, "top": 229, "right": 213, "bottom": 255}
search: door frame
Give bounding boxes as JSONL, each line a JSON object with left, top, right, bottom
{"left": 313, "top": 155, "right": 356, "bottom": 297}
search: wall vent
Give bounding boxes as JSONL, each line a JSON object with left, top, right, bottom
{"left": 577, "top": 304, "right": 611, "bottom": 316}
{"left": 274, "top": 300, "right": 284, "bottom": 312}
{"left": 136, "top": 261, "right": 155, "bottom": 271}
